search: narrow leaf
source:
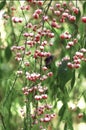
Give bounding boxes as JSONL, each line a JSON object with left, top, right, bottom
{"left": 64, "top": 121, "right": 73, "bottom": 130}
{"left": 71, "top": 70, "right": 75, "bottom": 89}
{"left": 67, "top": 121, "right": 74, "bottom": 130}
{"left": 0, "top": 0, "right": 6, "bottom": 10}
{"left": 59, "top": 103, "right": 67, "bottom": 121}
{"left": 83, "top": 2, "right": 86, "bottom": 14}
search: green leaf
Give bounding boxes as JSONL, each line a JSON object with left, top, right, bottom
{"left": 58, "top": 60, "right": 73, "bottom": 89}
{"left": 0, "top": 0, "right": 6, "bottom": 10}
{"left": 83, "top": 2, "right": 86, "bottom": 14}
{"left": 83, "top": 112, "right": 86, "bottom": 121}
{"left": 59, "top": 103, "right": 67, "bottom": 121}
{"left": 64, "top": 121, "right": 73, "bottom": 130}
{"left": 71, "top": 70, "right": 75, "bottom": 89}
{"left": 62, "top": 107, "right": 74, "bottom": 130}
{"left": 5, "top": 46, "right": 12, "bottom": 61}
{"left": 68, "top": 121, "right": 73, "bottom": 130}
{"left": 64, "top": 123, "right": 67, "bottom": 130}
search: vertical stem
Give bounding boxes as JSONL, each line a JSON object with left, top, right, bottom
{"left": 23, "top": 97, "right": 32, "bottom": 130}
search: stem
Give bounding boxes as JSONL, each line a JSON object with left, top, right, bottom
{"left": 45, "top": 0, "right": 53, "bottom": 14}
{"left": 25, "top": 98, "right": 32, "bottom": 130}
{"left": 16, "top": 25, "right": 25, "bottom": 46}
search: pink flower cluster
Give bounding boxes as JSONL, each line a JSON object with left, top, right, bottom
{"left": 26, "top": 72, "right": 40, "bottom": 82}
{"left": 22, "top": 83, "right": 55, "bottom": 128}
{"left": 60, "top": 32, "right": 71, "bottom": 40}
{"left": 67, "top": 48, "right": 86, "bottom": 69}
{"left": 22, "top": 84, "right": 47, "bottom": 96}
{"left": 31, "top": 103, "right": 55, "bottom": 126}
{"left": 27, "top": 0, "right": 43, "bottom": 6}
{"left": 66, "top": 39, "right": 78, "bottom": 49}
{"left": 12, "top": 17, "right": 23, "bottom": 23}
{"left": 50, "top": 2, "right": 79, "bottom": 23}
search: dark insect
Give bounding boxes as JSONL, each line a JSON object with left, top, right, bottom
{"left": 45, "top": 55, "right": 54, "bottom": 68}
